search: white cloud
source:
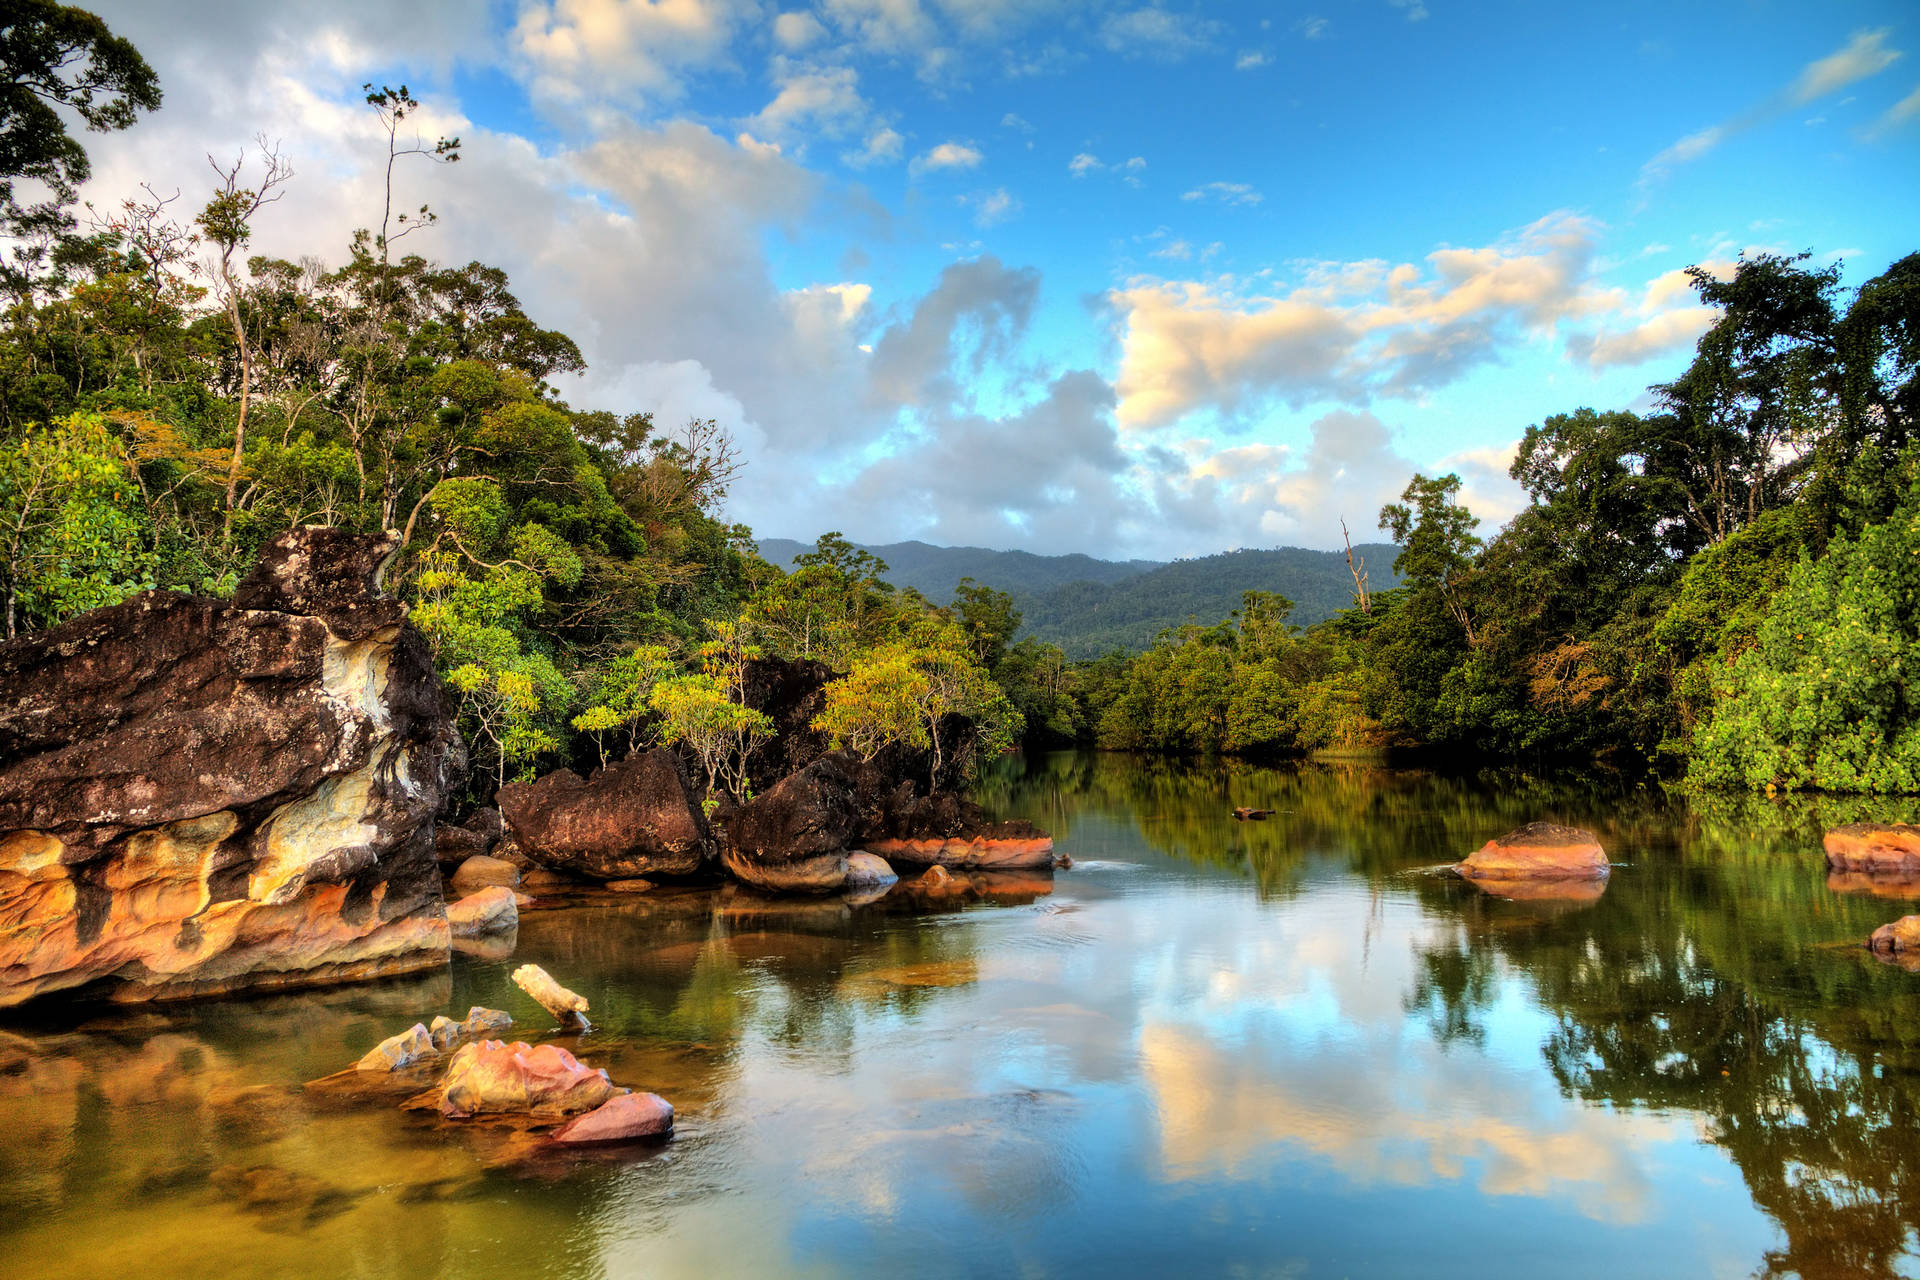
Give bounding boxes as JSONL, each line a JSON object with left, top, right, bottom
{"left": 512, "top": 0, "right": 752, "bottom": 106}
{"left": 1790, "top": 28, "right": 1901, "bottom": 104}
{"left": 1181, "top": 181, "right": 1261, "bottom": 206}
{"left": 1874, "top": 83, "right": 1920, "bottom": 134}
{"left": 1001, "top": 112, "right": 1034, "bottom": 132}
{"left": 1099, "top": 7, "right": 1223, "bottom": 60}
{"left": 844, "top": 125, "right": 904, "bottom": 168}
{"left": 967, "top": 187, "right": 1020, "bottom": 227}
{"left": 751, "top": 62, "right": 870, "bottom": 140}
{"left": 1388, "top": 0, "right": 1428, "bottom": 22}
{"left": 1296, "top": 16, "right": 1329, "bottom": 39}
{"left": 773, "top": 9, "right": 828, "bottom": 50}
{"left": 1068, "top": 152, "right": 1102, "bottom": 177}
{"left": 910, "top": 140, "right": 983, "bottom": 175}
{"left": 1110, "top": 211, "right": 1618, "bottom": 428}
{"left": 1563, "top": 261, "right": 1733, "bottom": 370}
{"left": 1235, "top": 51, "right": 1271, "bottom": 70}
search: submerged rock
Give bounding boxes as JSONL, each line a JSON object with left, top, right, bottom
{"left": 446, "top": 886, "right": 517, "bottom": 938}
{"left": 550, "top": 1091, "right": 674, "bottom": 1144}
{"left": 0, "top": 527, "right": 459, "bottom": 1008}
{"left": 435, "top": 1040, "right": 623, "bottom": 1117}
{"left": 1825, "top": 824, "right": 1920, "bottom": 875}
{"left": 498, "top": 748, "right": 711, "bottom": 881}
{"left": 1456, "top": 822, "right": 1610, "bottom": 882}
{"left": 605, "top": 878, "right": 655, "bottom": 893}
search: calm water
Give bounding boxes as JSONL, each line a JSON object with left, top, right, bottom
{"left": 5, "top": 751, "right": 1920, "bottom": 1279}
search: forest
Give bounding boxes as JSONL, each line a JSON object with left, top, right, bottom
{"left": 3, "top": 5, "right": 1918, "bottom": 797}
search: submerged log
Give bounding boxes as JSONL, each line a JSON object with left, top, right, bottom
{"left": 511, "top": 963, "right": 590, "bottom": 1031}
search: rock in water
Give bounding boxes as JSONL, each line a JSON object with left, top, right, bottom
{"left": 0, "top": 528, "right": 459, "bottom": 1008}
{"left": 498, "top": 748, "right": 711, "bottom": 881}
{"left": 511, "top": 963, "right": 591, "bottom": 1030}
{"left": 1869, "top": 915, "right": 1920, "bottom": 954}
{"left": 863, "top": 828, "right": 1056, "bottom": 870}
{"left": 448, "top": 855, "right": 520, "bottom": 894}
{"left": 1825, "top": 824, "right": 1920, "bottom": 875}
{"left": 1455, "top": 822, "right": 1610, "bottom": 882}
{"left": 356, "top": 1023, "right": 436, "bottom": 1072}
{"left": 723, "top": 756, "right": 857, "bottom": 892}
{"left": 844, "top": 852, "right": 898, "bottom": 887}
{"left": 551, "top": 1091, "right": 674, "bottom": 1144}
{"left": 446, "top": 887, "right": 517, "bottom": 938}
{"left": 435, "top": 1040, "right": 623, "bottom": 1117}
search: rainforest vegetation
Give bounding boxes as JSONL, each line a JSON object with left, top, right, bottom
{"left": 3, "top": 3, "right": 1918, "bottom": 795}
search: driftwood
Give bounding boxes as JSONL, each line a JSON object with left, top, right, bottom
{"left": 511, "top": 963, "right": 591, "bottom": 1031}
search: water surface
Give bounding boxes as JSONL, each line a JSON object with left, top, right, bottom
{"left": 5, "top": 751, "right": 1920, "bottom": 1279}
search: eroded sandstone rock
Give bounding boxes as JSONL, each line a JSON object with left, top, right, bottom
{"left": 429, "top": 1005, "right": 513, "bottom": 1051}
{"left": 1869, "top": 914, "right": 1920, "bottom": 954}
{"left": 1456, "top": 822, "right": 1610, "bottom": 883}
{"left": 435, "top": 1039, "right": 623, "bottom": 1117}
{"left": 551, "top": 1090, "right": 674, "bottom": 1144}
{"left": 1825, "top": 824, "right": 1920, "bottom": 875}
{"left": 0, "top": 527, "right": 458, "bottom": 1007}
{"left": 498, "top": 748, "right": 711, "bottom": 880}
{"left": 355, "top": 1023, "right": 435, "bottom": 1072}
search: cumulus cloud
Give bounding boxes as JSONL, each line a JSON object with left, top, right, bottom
{"left": 772, "top": 9, "right": 828, "bottom": 50}
{"left": 751, "top": 62, "right": 871, "bottom": 140}
{"left": 1110, "top": 212, "right": 1617, "bottom": 428}
{"left": 843, "top": 125, "right": 904, "bottom": 168}
{"left": 910, "top": 141, "right": 983, "bottom": 174}
{"left": 1563, "top": 261, "right": 1733, "bottom": 369}
{"left": 513, "top": 0, "right": 753, "bottom": 107}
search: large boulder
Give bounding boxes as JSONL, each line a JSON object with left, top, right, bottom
{"left": 723, "top": 754, "right": 859, "bottom": 892}
{"left": 1825, "top": 824, "right": 1920, "bottom": 875}
{"left": 0, "top": 528, "right": 459, "bottom": 1007}
{"left": 1868, "top": 914, "right": 1920, "bottom": 954}
{"left": 1455, "top": 822, "right": 1610, "bottom": 882}
{"left": 498, "top": 748, "right": 711, "bottom": 880}
{"left": 446, "top": 886, "right": 517, "bottom": 938}
{"left": 551, "top": 1091, "right": 674, "bottom": 1144}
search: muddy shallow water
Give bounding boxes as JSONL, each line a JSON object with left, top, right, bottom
{"left": 5, "top": 751, "right": 1920, "bottom": 1279}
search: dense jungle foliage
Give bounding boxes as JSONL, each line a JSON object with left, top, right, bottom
{"left": 2, "top": 3, "right": 1917, "bottom": 796}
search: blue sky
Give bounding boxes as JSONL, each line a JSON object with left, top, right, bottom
{"left": 84, "top": 0, "right": 1920, "bottom": 558}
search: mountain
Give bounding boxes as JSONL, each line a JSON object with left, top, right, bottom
{"left": 1018, "top": 544, "right": 1403, "bottom": 658}
{"left": 754, "top": 535, "right": 1401, "bottom": 659}
{"left": 753, "top": 537, "right": 1162, "bottom": 600}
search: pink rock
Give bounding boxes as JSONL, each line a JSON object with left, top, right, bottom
{"left": 551, "top": 1091, "right": 674, "bottom": 1144}
{"left": 436, "top": 1040, "right": 623, "bottom": 1117}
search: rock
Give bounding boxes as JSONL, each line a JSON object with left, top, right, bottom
{"left": 1868, "top": 914, "right": 1920, "bottom": 954}
{"left": 1055, "top": 853, "right": 1074, "bottom": 870}
{"left": 428, "top": 1005, "right": 513, "bottom": 1051}
{"left": 1455, "top": 822, "right": 1610, "bottom": 882}
{"left": 434, "top": 823, "right": 490, "bottom": 868}
{"left": 449, "top": 855, "right": 520, "bottom": 894}
{"left": 513, "top": 891, "right": 534, "bottom": 908}
{"left": 0, "top": 527, "right": 459, "bottom": 1008}
{"left": 519, "top": 867, "right": 575, "bottom": 889}
{"left": 844, "top": 852, "right": 898, "bottom": 887}
{"left": 498, "top": 748, "right": 711, "bottom": 881}
{"left": 355, "top": 1023, "right": 436, "bottom": 1071}
{"left": 1460, "top": 875, "right": 1608, "bottom": 903}
{"left": 211, "top": 1163, "right": 354, "bottom": 1226}
{"left": 462, "top": 807, "right": 504, "bottom": 849}
{"left": 434, "top": 1040, "right": 623, "bottom": 1117}
{"left": 864, "top": 827, "right": 1056, "bottom": 870}
{"left": 550, "top": 1091, "right": 674, "bottom": 1145}
{"left": 511, "top": 963, "right": 590, "bottom": 1030}
{"left": 922, "top": 864, "right": 955, "bottom": 888}
{"left": 1826, "top": 870, "right": 1920, "bottom": 899}
{"left": 740, "top": 656, "right": 836, "bottom": 786}
{"left": 1825, "top": 824, "right": 1920, "bottom": 875}
{"left": 605, "top": 878, "right": 655, "bottom": 893}
{"left": 724, "top": 755, "right": 858, "bottom": 892}
{"left": 1232, "top": 807, "right": 1275, "bottom": 820}
{"left": 446, "top": 886, "right": 517, "bottom": 938}
{"left": 490, "top": 837, "right": 533, "bottom": 869}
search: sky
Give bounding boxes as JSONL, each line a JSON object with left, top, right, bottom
{"left": 76, "top": 0, "right": 1920, "bottom": 559}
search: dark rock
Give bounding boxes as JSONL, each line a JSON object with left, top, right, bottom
{"left": 0, "top": 526, "right": 457, "bottom": 1008}
{"left": 434, "top": 822, "right": 489, "bottom": 868}
{"left": 741, "top": 656, "right": 835, "bottom": 786}
{"left": 724, "top": 755, "right": 858, "bottom": 892}
{"left": 498, "top": 748, "right": 711, "bottom": 880}
{"left": 461, "top": 806, "right": 504, "bottom": 849}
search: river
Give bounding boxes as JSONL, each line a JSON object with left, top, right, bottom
{"left": 3, "top": 750, "right": 1917, "bottom": 1278}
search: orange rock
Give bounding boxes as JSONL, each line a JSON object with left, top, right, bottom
{"left": 605, "top": 878, "right": 656, "bottom": 893}
{"left": 865, "top": 833, "right": 1055, "bottom": 870}
{"left": 446, "top": 886, "right": 517, "bottom": 938}
{"left": 1826, "top": 870, "right": 1920, "bottom": 900}
{"left": 355, "top": 1022, "right": 436, "bottom": 1071}
{"left": 1824, "top": 824, "right": 1920, "bottom": 875}
{"left": 1459, "top": 875, "right": 1608, "bottom": 903}
{"left": 449, "top": 855, "right": 520, "bottom": 894}
{"left": 551, "top": 1091, "right": 674, "bottom": 1144}
{"left": 1868, "top": 914, "right": 1920, "bottom": 954}
{"left": 1456, "top": 822, "right": 1609, "bottom": 882}
{"left": 436, "top": 1040, "right": 623, "bottom": 1117}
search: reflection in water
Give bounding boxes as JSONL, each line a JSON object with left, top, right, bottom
{"left": 1, "top": 752, "right": 1917, "bottom": 1278}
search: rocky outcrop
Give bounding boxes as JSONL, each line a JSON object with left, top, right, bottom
{"left": 1825, "top": 824, "right": 1920, "bottom": 875}
{"left": 0, "top": 527, "right": 459, "bottom": 1007}
{"left": 1455, "top": 822, "right": 1610, "bottom": 883}
{"left": 498, "top": 748, "right": 711, "bottom": 881}
{"left": 433, "top": 1040, "right": 623, "bottom": 1117}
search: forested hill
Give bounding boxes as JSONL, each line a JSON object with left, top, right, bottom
{"left": 1021, "top": 545, "right": 1402, "bottom": 658}
{"left": 755, "top": 538, "right": 1163, "bottom": 600}
{"left": 759, "top": 536, "right": 1400, "bottom": 657}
